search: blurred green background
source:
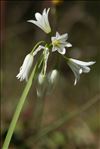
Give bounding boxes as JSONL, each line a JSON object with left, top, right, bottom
{"left": 1, "top": 0, "right": 100, "bottom": 149}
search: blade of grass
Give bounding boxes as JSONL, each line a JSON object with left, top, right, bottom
{"left": 2, "top": 63, "right": 38, "bottom": 149}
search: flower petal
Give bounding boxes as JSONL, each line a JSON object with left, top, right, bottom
{"left": 57, "top": 47, "right": 66, "bottom": 55}
{"left": 35, "top": 13, "right": 42, "bottom": 21}
{"left": 56, "top": 32, "right": 60, "bottom": 37}
{"left": 67, "top": 61, "right": 80, "bottom": 85}
{"left": 42, "top": 8, "right": 51, "bottom": 32}
{"left": 82, "top": 66, "right": 90, "bottom": 73}
{"left": 70, "top": 58, "right": 96, "bottom": 66}
{"left": 58, "top": 33, "right": 68, "bottom": 40}
{"left": 27, "top": 20, "right": 44, "bottom": 30}
{"left": 66, "top": 42, "right": 72, "bottom": 47}
{"left": 16, "top": 54, "right": 33, "bottom": 81}
{"left": 47, "top": 8, "right": 50, "bottom": 15}
{"left": 52, "top": 46, "right": 58, "bottom": 52}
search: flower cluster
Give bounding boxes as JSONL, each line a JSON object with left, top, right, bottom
{"left": 17, "top": 8, "right": 95, "bottom": 85}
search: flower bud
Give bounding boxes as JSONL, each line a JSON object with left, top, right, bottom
{"left": 38, "top": 73, "right": 45, "bottom": 85}
{"left": 49, "top": 69, "right": 58, "bottom": 84}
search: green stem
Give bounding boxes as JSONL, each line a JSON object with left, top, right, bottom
{"left": 31, "top": 41, "right": 45, "bottom": 54}
{"left": 2, "top": 63, "right": 38, "bottom": 149}
{"left": 62, "top": 55, "right": 69, "bottom": 61}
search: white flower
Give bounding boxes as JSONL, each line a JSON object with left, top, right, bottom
{"left": 51, "top": 32, "right": 72, "bottom": 55}
{"left": 27, "top": 8, "right": 51, "bottom": 34}
{"left": 67, "top": 58, "right": 96, "bottom": 85}
{"left": 16, "top": 54, "right": 33, "bottom": 81}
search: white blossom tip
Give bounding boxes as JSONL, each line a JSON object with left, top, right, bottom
{"left": 66, "top": 43, "right": 72, "bottom": 48}
{"left": 16, "top": 54, "right": 33, "bottom": 82}
{"left": 27, "top": 8, "right": 51, "bottom": 34}
{"left": 67, "top": 58, "right": 96, "bottom": 85}
{"left": 38, "top": 73, "right": 45, "bottom": 85}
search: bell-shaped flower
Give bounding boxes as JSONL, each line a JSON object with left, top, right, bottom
{"left": 16, "top": 54, "right": 33, "bottom": 81}
{"left": 27, "top": 8, "right": 51, "bottom": 34}
{"left": 67, "top": 58, "right": 95, "bottom": 85}
{"left": 51, "top": 32, "right": 72, "bottom": 55}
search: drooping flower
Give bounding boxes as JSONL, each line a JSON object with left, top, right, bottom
{"left": 51, "top": 32, "right": 72, "bottom": 55}
{"left": 27, "top": 8, "right": 51, "bottom": 34}
{"left": 16, "top": 54, "right": 33, "bottom": 81}
{"left": 67, "top": 58, "right": 95, "bottom": 85}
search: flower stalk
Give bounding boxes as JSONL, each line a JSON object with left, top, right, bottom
{"left": 31, "top": 40, "right": 45, "bottom": 54}
{"left": 2, "top": 63, "right": 38, "bottom": 149}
